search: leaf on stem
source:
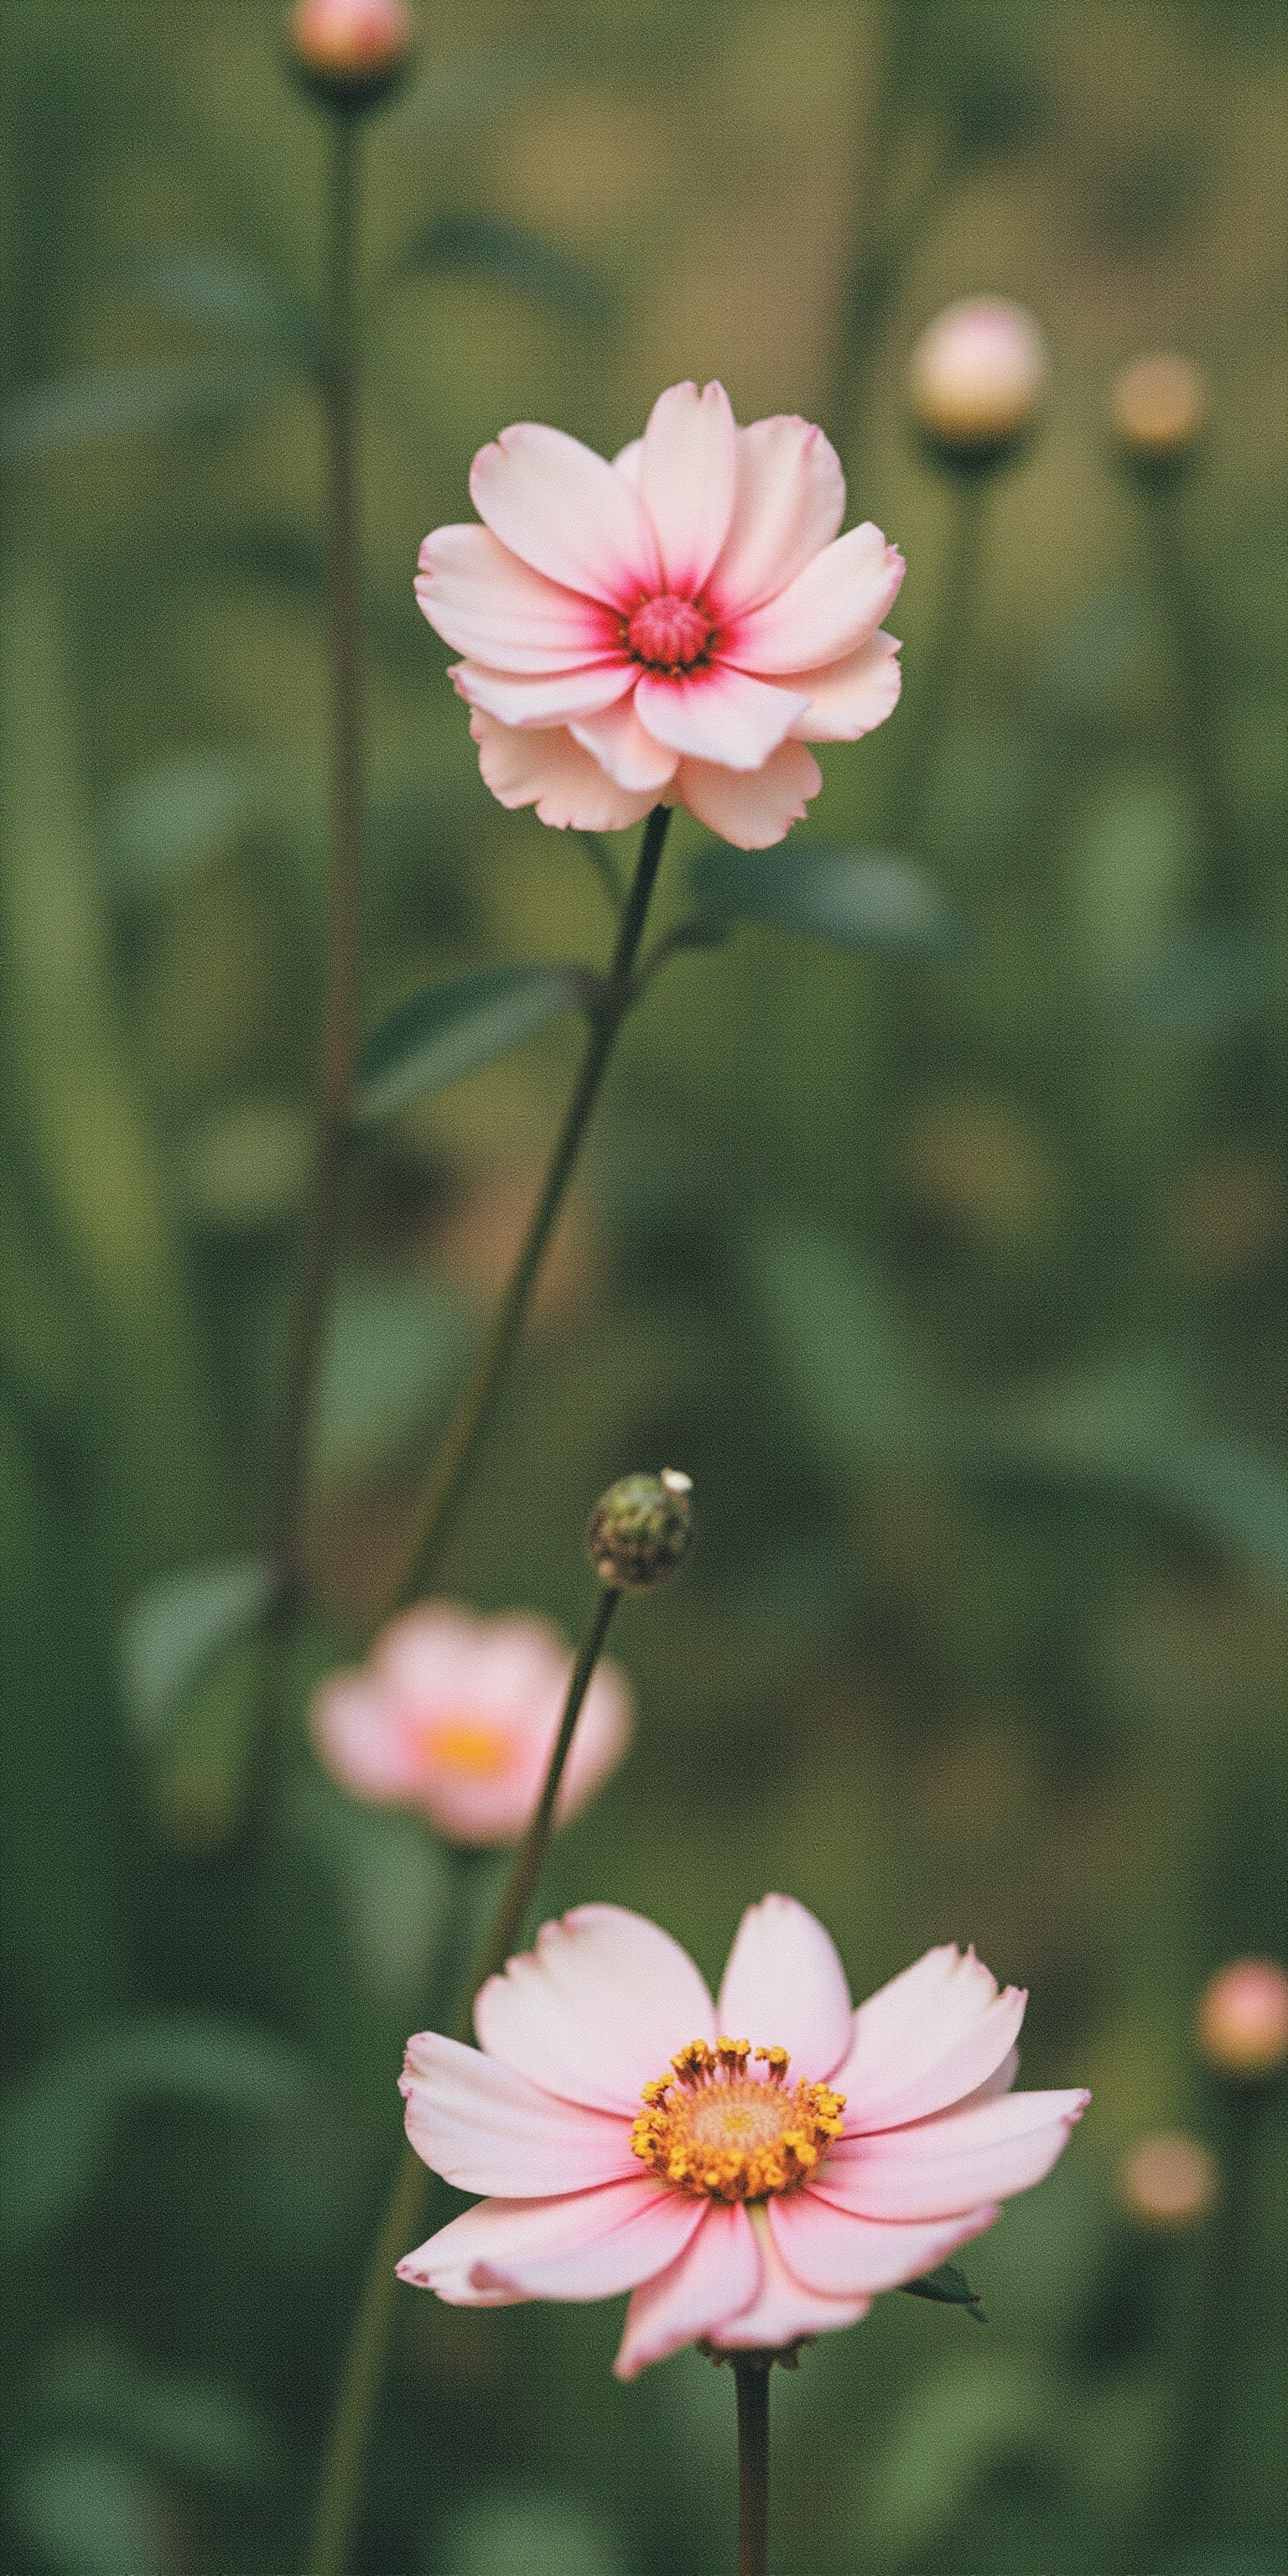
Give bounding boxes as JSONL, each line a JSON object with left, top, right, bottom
{"left": 0, "top": 359, "right": 289, "bottom": 468}
{"left": 901, "top": 2262, "right": 987, "bottom": 2320}
{"left": 121, "top": 1556, "right": 275, "bottom": 1744}
{"left": 689, "top": 844, "right": 971, "bottom": 961}
{"left": 351, "top": 962, "right": 593, "bottom": 1124}
{"left": 397, "top": 212, "right": 616, "bottom": 326}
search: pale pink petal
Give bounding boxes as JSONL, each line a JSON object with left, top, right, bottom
{"left": 963, "top": 2043, "right": 1020, "bottom": 2105}
{"left": 376, "top": 1604, "right": 493, "bottom": 1701}
{"left": 823, "top": 2088, "right": 1091, "bottom": 2220}
{"left": 715, "top": 1895, "right": 853, "bottom": 2080}
{"left": 726, "top": 524, "right": 905, "bottom": 675}
{"left": 705, "top": 2203, "right": 869, "bottom": 2349}
{"left": 398, "top": 2174, "right": 696, "bottom": 2303}
{"left": 414, "top": 526, "right": 618, "bottom": 673}
{"left": 470, "top": 423, "right": 660, "bottom": 607}
{"left": 399, "top": 2029, "right": 637, "bottom": 2195}
{"left": 612, "top": 436, "right": 642, "bottom": 490}
{"left": 475, "top": 1903, "right": 717, "bottom": 2114}
{"left": 411, "top": 1755, "right": 538, "bottom": 1850}
{"left": 569, "top": 695, "right": 680, "bottom": 793}
{"left": 784, "top": 630, "right": 904, "bottom": 742}
{"left": 614, "top": 2202, "right": 760, "bottom": 2379}
{"left": 768, "top": 2186, "right": 998, "bottom": 2296}
{"left": 469, "top": 709, "right": 657, "bottom": 833}
{"left": 555, "top": 1666, "right": 636, "bottom": 1823}
{"left": 451, "top": 656, "right": 635, "bottom": 730}
{"left": 476, "top": 2180, "right": 705, "bottom": 2301}
{"left": 673, "top": 741, "right": 821, "bottom": 848}
{"left": 638, "top": 381, "right": 737, "bottom": 597}
{"left": 309, "top": 1674, "right": 421, "bottom": 1802}
{"left": 705, "top": 417, "right": 846, "bottom": 621}
{"left": 835, "top": 1950, "right": 1026, "bottom": 2134}
{"left": 634, "top": 663, "right": 808, "bottom": 770}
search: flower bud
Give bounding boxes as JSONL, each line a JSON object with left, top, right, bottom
{"left": 287, "top": 0, "right": 416, "bottom": 112}
{"left": 908, "top": 295, "right": 1047, "bottom": 466}
{"left": 1109, "top": 351, "right": 1207, "bottom": 470}
{"left": 1196, "top": 1956, "right": 1288, "bottom": 2082}
{"left": 1117, "top": 2130, "right": 1219, "bottom": 2232}
{"left": 586, "top": 1469, "right": 693, "bottom": 1593}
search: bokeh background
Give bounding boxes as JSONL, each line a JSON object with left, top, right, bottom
{"left": 2, "top": 4, "right": 1285, "bottom": 2570}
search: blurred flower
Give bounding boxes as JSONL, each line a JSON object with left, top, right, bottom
{"left": 397, "top": 1897, "right": 1088, "bottom": 2376}
{"left": 908, "top": 296, "right": 1047, "bottom": 462}
{"left": 1117, "top": 2130, "right": 1219, "bottom": 2231}
{"left": 311, "top": 1604, "right": 632, "bottom": 1846}
{"left": 287, "top": 0, "right": 415, "bottom": 106}
{"left": 415, "top": 380, "right": 903, "bottom": 848}
{"left": 1110, "top": 352, "right": 1208, "bottom": 466}
{"left": 1196, "top": 1957, "right": 1288, "bottom": 2082}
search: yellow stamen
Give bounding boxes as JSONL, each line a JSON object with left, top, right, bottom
{"left": 629, "top": 2038, "right": 846, "bottom": 2204}
{"left": 419, "top": 1718, "right": 512, "bottom": 1778}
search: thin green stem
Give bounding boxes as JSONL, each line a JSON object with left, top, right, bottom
{"left": 734, "top": 2356, "right": 771, "bottom": 2576}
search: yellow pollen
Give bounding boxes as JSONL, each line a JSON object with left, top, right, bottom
{"left": 629, "top": 2037, "right": 846, "bottom": 2204}
{"left": 419, "top": 1717, "right": 512, "bottom": 1778}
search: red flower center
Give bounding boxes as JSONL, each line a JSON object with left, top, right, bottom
{"left": 625, "top": 595, "right": 711, "bottom": 673}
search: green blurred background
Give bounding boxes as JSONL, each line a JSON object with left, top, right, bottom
{"left": 1, "top": 4, "right": 1285, "bottom": 2570}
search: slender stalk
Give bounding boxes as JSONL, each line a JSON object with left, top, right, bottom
{"left": 306, "top": 1583, "right": 621, "bottom": 2576}
{"left": 893, "top": 473, "right": 987, "bottom": 852}
{"left": 734, "top": 2356, "right": 771, "bottom": 2576}
{"left": 387, "top": 803, "right": 673, "bottom": 1608}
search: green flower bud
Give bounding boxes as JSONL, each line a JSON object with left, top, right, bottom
{"left": 586, "top": 1470, "right": 693, "bottom": 1593}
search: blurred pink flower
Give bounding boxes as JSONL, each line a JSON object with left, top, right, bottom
{"left": 310, "top": 1605, "right": 632, "bottom": 1846}
{"left": 415, "top": 381, "right": 904, "bottom": 849}
{"left": 397, "top": 1895, "right": 1088, "bottom": 2376}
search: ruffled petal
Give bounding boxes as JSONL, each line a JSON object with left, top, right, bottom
{"left": 569, "top": 694, "right": 680, "bottom": 793}
{"left": 475, "top": 2179, "right": 705, "bottom": 2302}
{"left": 614, "top": 2202, "right": 760, "bottom": 2379}
{"left": 634, "top": 663, "right": 807, "bottom": 770}
{"left": 469, "top": 709, "right": 657, "bottom": 832}
{"left": 470, "top": 423, "right": 661, "bottom": 607}
{"left": 725, "top": 524, "right": 905, "bottom": 675}
{"left": 768, "top": 2186, "right": 998, "bottom": 2296}
{"left": 673, "top": 741, "right": 821, "bottom": 849}
{"left": 474, "top": 1903, "right": 718, "bottom": 2114}
{"left": 415, "top": 525, "right": 618, "bottom": 673}
{"left": 309, "top": 1674, "right": 420, "bottom": 1802}
{"left": 451, "top": 656, "right": 635, "bottom": 730}
{"left": 704, "top": 2203, "right": 869, "bottom": 2350}
{"left": 705, "top": 416, "right": 846, "bottom": 621}
{"left": 638, "top": 381, "right": 738, "bottom": 597}
{"left": 822, "top": 2087, "right": 1091, "bottom": 2220}
{"left": 835, "top": 1949, "right": 1026, "bottom": 2134}
{"left": 715, "top": 1894, "right": 853, "bottom": 2080}
{"left": 399, "top": 2029, "right": 638, "bottom": 2195}
{"left": 784, "top": 630, "right": 903, "bottom": 742}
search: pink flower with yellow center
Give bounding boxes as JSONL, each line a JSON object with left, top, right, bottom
{"left": 309, "top": 1605, "right": 632, "bottom": 1846}
{"left": 397, "top": 1895, "right": 1088, "bottom": 2375}
{"left": 415, "top": 380, "right": 905, "bottom": 849}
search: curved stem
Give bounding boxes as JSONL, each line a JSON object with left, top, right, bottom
{"left": 734, "top": 2356, "right": 771, "bottom": 2576}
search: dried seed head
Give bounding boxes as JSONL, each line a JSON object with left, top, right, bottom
{"left": 586, "top": 1469, "right": 693, "bottom": 1592}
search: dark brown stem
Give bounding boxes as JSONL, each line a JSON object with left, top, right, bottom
{"left": 734, "top": 2355, "right": 771, "bottom": 2576}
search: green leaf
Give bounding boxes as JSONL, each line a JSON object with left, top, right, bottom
{"left": 0, "top": 357, "right": 289, "bottom": 468}
{"left": 754, "top": 1224, "right": 943, "bottom": 1470}
{"left": 352, "top": 963, "right": 590, "bottom": 1124}
{"left": 400, "top": 212, "right": 615, "bottom": 326}
{"left": 901, "top": 2261, "right": 987, "bottom": 2320}
{"left": 106, "top": 749, "right": 276, "bottom": 894}
{"left": 1113, "top": 927, "right": 1273, "bottom": 1042}
{"left": 11, "top": 2437, "right": 164, "bottom": 2576}
{"left": 314, "top": 1274, "right": 472, "bottom": 1480}
{"left": 690, "top": 844, "right": 970, "bottom": 959}
{"left": 117, "top": 246, "right": 318, "bottom": 364}
{"left": 38, "top": 2334, "right": 280, "bottom": 2493}
{"left": 121, "top": 1556, "right": 274, "bottom": 1743}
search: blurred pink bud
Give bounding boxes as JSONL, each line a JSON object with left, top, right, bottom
{"left": 1117, "top": 2130, "right": 1219, "bottom": 2231}
{"left": 311, "top": 1603, "right": 632, "bottom": 1845}
{"left": 1110, "top": 351, "right": 1208, "bottom": 466}
{"left": 908, "top": 296, "right": 1047, "bottom": 460}
{"left": 1196, "top": 1957, "right": 1288, "bottom": 2081}
{"left": 288, "top": 0, "right": 415, "bottom": 106}
{"left": 415, "top": 381, "right": 904, "bottom": 847}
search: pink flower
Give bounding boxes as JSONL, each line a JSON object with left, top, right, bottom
{"left": 310, "top": 1605, "right": 632, "bottom": 1846}
{"left": 414, "top": 382, "right": 904, "bottom": 849}
{"left": 397, "top": 1895, "right": 1088, "bottom": 2376}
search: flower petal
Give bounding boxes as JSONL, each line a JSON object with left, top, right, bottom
{"left": 474, "top": 1903, "right": 718, "bottom": 2114}
{"left": 469, "top": 709, "right": 657, "bottom": 832}
{"left": 451, "top": 657, "right": 635, "bottom": 730}
{"left": 705, "top": 2203, "right": 869, "bottom": 2350}
{"left": 634, "top": 663, "right": 808, "bottom": 770}
{"left": 612, "top": 437, "right": 642, "bottom": 490}
{"left": 785, "top": 630, "right": 903, "bottom": 742}
{"left": 821, "top": 2087, "right": 1091, "bottom": 2220}
{"left": 470, "top": 422, "right": 661, "bottom": 608}
{"left": 705, "top": 416, "right": 846, "bottom": 620}
{"left": 415, "top": 525, "right": 618, "bottom": 673}
{"left": 475, "top": 2179, "right": 705, "bottom": 2302}
{"left": 400, "top": 2029, "right": 637, "bottom": 2195}
{"left": 673, "top": 741, "right": 821, "bottom": 849}
{"left": 614, "top": 2202, "right": 759, "bottom": 2379}
{"left": 309, "top": 1673, "right": 421, "bottom": 1802}
{"left": 726, "top": 523, "right": 905, "bottom": 674}
{"left": 715, "top": 1894, "right": 853, "bottom": 2080}
{"left": 638, "top": 381, "right": 738, "bottom": 597}
{"left": 835, "top": 1948, "right": 1027, "bottom": 2133}
{"left": 768, "top": 2187, "right": 998, "bottom": 2296}
{"left": 569, "top": 694, "right": 679, "bottom": 793}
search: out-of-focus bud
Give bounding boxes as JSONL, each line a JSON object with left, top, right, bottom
{"left": 586, "top": 1469, "right": 693, "bottom": 1593}
{"left": 1109, "top": 351, "right": 1207, "bottom": 470}
{"left": 1196, "top": 1956, "right": 1288, "bottom": 2082}
{"left": 908, "top": 295, "right": 1047, "bottom": 467}
{"left": 1117, "top": 2130, "right": 1220, "bottom": 2232}
{"left": 287, "top": 0, "right": 417, "bottom": 112}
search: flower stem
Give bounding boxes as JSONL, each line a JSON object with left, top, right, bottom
{"left": 734, "top": 2355, "right": 771, "bottom": 2576}
{"left": 305, "top": 1582, "right": 622, "bottom": 2576}
{"left": 387, "top": 802, "right": 673, "bottom": 1607}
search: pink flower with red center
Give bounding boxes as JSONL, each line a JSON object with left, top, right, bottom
{"left": 397, "top": 1895, "right": 1088, "bottom": 2375}
{"left": 310, "top": 1605, "right": 632, "bottom": 1846}
{"left": 415, "top": 381, "right": 905, "bottom": 849}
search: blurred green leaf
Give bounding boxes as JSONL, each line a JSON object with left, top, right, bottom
{"left": 120, "top": 1555, "right": 274, "bottom": 1744}
{"left": 106, "top": 749, "right": 276, "bottom": 894}
{"left": 1072, "top": 770, "right": 1194, "bottom": 977}
{"left": 117, "top": 246, "right": 318, "bottom": 364}
{"left": 38, "top": 2333, "right": 279, "bottom": 2492}
{"left": 865, "top": 2354, "right": 1050, "bottom": 2558}
{"left": 398, "top": 213, "right": 616, "bottom": 325}
{"left": 444, "top": 2490, "right": 626, "bottom": 2576}
{"left": 690, "top": 844, "right": 970, "bottom": 959}
{"left": 290, "top": 1770, "right": 455, "bottom": 2003}
{"left": 754, "top": 1224, "right": 943, "bottom": 1469}
{"left": 10, "top": 2436, "right": 164, "bottom": 2576}
{"left": 0, "top": 357, "right": 290, "bottom": 466}
{"left": 352, "top": 963, "right": 590, "bottom": 1124}
{"left": 314, "top": 1273, "right": 472, "bottom": 1480}
{"left": 901, "top": 2261, "right": 987, "bottom": 2319}
{"left": 1113, "top": 927, "right": 1274, "bottom": 1041}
